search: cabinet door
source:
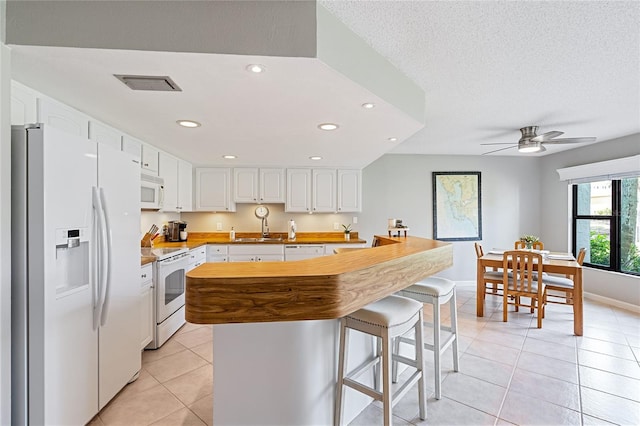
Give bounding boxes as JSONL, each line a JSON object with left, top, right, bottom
{"left": 260, "top": 168, "right": 285, "bottom": 203}
{"left": 159, "top": 152, "right": 179, "bottom": 212}
{"left": 140, "top": 284, "right": 153, "bottom": 350}
{"left": 89, "top": 120, "right": 122, "bottom": 151}
{"left": 37, "top": 97, "right": 90, "bottom": 137}
{"left": 121, "top": 135, "right": 142, "bottom": 165}
{"left": 312, "top": 169, "right": 337, "bottom": 213}
{"left": 195, "top": 168, "right": 236, "bottom": 212}
{"left": 11, "top": 81, "right": 38, "bottom": 125}
{"left": 234, "top": 168, "right": 258, "bottom": 203}
{"left": 141, "top": 144, "right": 159, "bottom": 175}
{"left": 178, "top": 159, "right": 193, "bottom": 211}
{"left": 286, "top": 169, "right": 312, "bottom": 212}
{"left": 337, "top": 169, "right": 362, "bottom": 212}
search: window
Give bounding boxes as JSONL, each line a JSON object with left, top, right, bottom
{"left": 572, "top": 177, "right": 640, "bottom": 275}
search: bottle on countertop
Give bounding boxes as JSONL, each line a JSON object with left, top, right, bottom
{"left": 288, "top": 219, "right": 297, "bottom": 240}
{"left": 230, "top": 227, "right": 236, "bottom": 241}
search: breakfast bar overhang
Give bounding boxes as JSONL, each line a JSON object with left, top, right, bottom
{"left": 186, "top": 236, "right": 453, "bottom": 425}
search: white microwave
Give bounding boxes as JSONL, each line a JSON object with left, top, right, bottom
{"left": 140, "top": 173, "right": 164, "bottom": 210}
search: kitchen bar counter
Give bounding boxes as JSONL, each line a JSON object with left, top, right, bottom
{"left": 186, "top": 235, "right": 452, "bottom": 324}
{"left": 191, "top": 235, "right": 452, "bottom": 425}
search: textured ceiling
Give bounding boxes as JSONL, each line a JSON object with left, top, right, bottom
{"left": 320, "top": 0, "right": 640, "bottom": 156}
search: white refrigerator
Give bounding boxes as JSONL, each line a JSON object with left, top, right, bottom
{"left": 11, "top": 124, "right": 141, "bottom": 425}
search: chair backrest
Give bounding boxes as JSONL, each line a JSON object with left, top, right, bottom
{"left": 577, "top": 247, "right": 586, "bottom": 265}
{"left": 474, "top": 242, "right": 484, "bottom": 258}
{"left": 503, "top": 250, "right": 544, "bottom": 294}
{"left": 514, "top": 241, "right": 544, "bottom": 250}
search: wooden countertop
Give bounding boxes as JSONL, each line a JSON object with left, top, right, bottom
{"left": 186, "top": 235, "right": 453, "bottom": 324}
{"left": 142, "top": 232, "right": 367, "bottom": 265}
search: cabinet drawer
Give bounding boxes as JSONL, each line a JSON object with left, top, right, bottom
{"left": 228, "top": 244, "right": 284, "bottom": 256}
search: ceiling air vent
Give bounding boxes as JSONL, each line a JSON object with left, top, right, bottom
{"left": 114, "top": 75, "right": 182, "bottom": 92}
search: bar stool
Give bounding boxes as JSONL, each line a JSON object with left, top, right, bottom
{"left": 397, "top": 276, "right": 459, "bottom": 400}
{"left": 335, "top": 295, "right": 427, "bottom": 426}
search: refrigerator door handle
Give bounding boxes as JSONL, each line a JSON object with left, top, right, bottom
{"left": 92, "top": 187, "right": 107, "bottom": 329}
{"left": 99, "top": 187, "right": 113, "bottom": 326}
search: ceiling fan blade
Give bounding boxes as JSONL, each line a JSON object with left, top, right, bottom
{"left": 543, "top": 137, "right": 597, "bottom": 145}
{"left": 482, "top": 145, "right": 517, "bottom": 155}
{"left": 531, "top": 131, "right": 563, "bottom": 142}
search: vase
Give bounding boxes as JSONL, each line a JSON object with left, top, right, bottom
{"left": 525, "top": 242, "right": 533, "bottom": 249}
{"left": 344, "top": 233, "right": 350, "bottom": 241}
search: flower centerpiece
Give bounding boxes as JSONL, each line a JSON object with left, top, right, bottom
{"left": 520, "top": 234, "right": 539, "bottom": 249}
{"left": 342, "top": 224, "right": 352, "bottom": 240}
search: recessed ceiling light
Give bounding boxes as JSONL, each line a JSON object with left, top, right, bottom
{"left": 222, "top": 155, "right": 237, "bottom": 159}
{"left": 246, "top": 64, "right": 266, "bottom": 73}
{"left": 309, "top": 156, "right": 323, "bottom": 160}
{"left": 361, "top": 103, "right": 375, "bottom": 109}
{"left": 318, "top": 123, "right": 339, "bottom": 131}
{"left": 388, "top": 137, "right": 398, "bottom": 142}
{"left": 177, "top": 120, "right": 201, "bottom": 128}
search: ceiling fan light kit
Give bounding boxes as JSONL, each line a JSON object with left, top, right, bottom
{"left": 482, "top": 125, "right": 596, "bottom": 155}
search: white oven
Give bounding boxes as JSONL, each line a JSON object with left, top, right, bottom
{"left": 148, "top": 248, "right": 189, "bottom": 349}
{"left": 140, "top": 173, "right": 164, "bottom": 210}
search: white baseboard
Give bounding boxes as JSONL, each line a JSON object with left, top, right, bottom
{"left": 454, "top": 280, "right": 640, "bottom": 313}
{"left": 584, "top": 292, "right": 640, "bottom": 314}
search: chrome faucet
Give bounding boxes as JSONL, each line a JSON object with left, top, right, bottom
{"left": 261, "top": 217, "right": 269, "bottom": 238}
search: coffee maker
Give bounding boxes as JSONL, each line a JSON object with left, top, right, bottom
{"left": 166, "top": 221, "right": 188, "bottom": 242}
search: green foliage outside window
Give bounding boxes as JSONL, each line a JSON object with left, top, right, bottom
{"left": 589, "top": 231, "right": 610, "bottom": 266}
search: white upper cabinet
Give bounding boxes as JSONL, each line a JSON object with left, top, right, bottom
{"left": 178, "top": 159, "right": 193, "bottom": 212}
{"left": 195, "top": 168, "right": 236, "bottom": 212}
{"left": 286, "top": 169, "right": 312, "bottom": 212}
{"left": 88, "top": 121, "right": 123, "bottom": 151}
{"left": 260, "top": 168, "right": 286, "bottom": 203}
{"left": 11, "top": 81, "right": 38, "bottom": 125}
{"left": 141, "top": 144, "right": 159, "bottom": 175}
{"left": 159, "top": 154, "right": 193, "bottom": 212}
{"left": 159, "top": 152, "right": 179, "bottom": 212}
{"left": 37, "top": 97, "right": 90, "bottom": 137}
{"left": 234, "top": 168, "right": 285, "bottom": 203}
{"left": 312, "top": 169, "right": 337, "bottom": 213}
{"left": 337, "top": 169, "right": 362, "bottom": 212}
{"left": 121, "top": 135, "right": 142, "bottom": 164}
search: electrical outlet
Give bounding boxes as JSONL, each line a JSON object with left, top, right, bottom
{"left": 216, "top": 222, "right": 223, "bottom": 231}
{"left": 352, "top": 217, "right": 358, "bottom": 224}
{"left": 334, "top": 222, "right": 340, "bottom": 230}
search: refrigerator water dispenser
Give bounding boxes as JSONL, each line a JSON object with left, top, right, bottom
{"left": 55, "top": 228, "right": 89, "bottom": 296}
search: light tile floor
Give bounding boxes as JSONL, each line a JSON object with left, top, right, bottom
{"left": 89, "top": 283, "right": 640, "bottom": 425}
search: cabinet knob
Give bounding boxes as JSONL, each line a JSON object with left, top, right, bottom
{"left": 141, "top": 274, "right": 147, "bottom": 278}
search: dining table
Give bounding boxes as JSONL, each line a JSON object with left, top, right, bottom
{"left": 476, "top": 250, "right": 584, "bottom": 336}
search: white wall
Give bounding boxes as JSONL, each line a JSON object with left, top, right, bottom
{"left": 359, "top": 154, "right": 542, "bottom": 281}
{"left": 540, "top": 133, "right": 640, "bottom": 305}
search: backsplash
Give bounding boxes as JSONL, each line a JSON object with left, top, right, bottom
{"left": 181, "top": 204, "right": 357, "bottom": 234}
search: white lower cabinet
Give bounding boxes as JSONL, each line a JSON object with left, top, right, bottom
{"left": 188, "top": 245, "right": 207, "bottom": 271}
{"left": 228, "top": 244, "right": 284, "bottom": 262}
{"left": 140, "top": 263, "right": 154, "bottom": 350}
{"left": 207, "top": 244, "right": 229, "bottom": 262}
{"left": 324, "top": 243, "right": 366, "bottom": 255}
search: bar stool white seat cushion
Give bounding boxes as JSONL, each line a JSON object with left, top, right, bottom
{"left": 346, "top": 295, "right": 423, "bottom": 335}
{"left": 403, "top": 276, "right": 455, "bottom": 298}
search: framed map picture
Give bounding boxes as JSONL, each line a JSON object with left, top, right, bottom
{"left": 432, "top": 172, "right": 482, "bottom": 241}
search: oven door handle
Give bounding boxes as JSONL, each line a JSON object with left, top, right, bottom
{"left": 158, "top": 254, "right": 189, "bottom": 267}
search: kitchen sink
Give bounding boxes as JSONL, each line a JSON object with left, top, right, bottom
{"left": 234, "top": 237, "right": 283, "bottom": 242}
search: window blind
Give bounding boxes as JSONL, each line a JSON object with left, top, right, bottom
{"left": 556, "top": 154, "right": 640, "bottom": 184}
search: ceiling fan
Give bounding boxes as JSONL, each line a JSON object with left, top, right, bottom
{"left": 481, "top": 126, "right": 597, "bottom": 155}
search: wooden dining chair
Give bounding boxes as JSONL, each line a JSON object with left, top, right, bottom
{"left": 475, "top": 243, "right": 503, "bottom": 298}
{"left": 544, "top": 248, "right": 586, "bottom": 307}
{"left": 502, "top": 250, "right": 546, "bottom": 328}
{"left": 514, "top": 240, "right": 545, "bottom": 250}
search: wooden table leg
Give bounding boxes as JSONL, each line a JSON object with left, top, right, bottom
{"left": 477, "top": 259, "right": 484, "bottom": 317}
{"left": 574, "top": 268, "right": 583, "bottom": 336}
